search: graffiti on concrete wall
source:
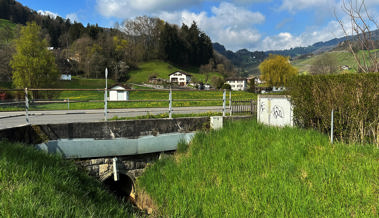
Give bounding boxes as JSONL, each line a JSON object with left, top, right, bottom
{"left": 272, "top": 105, "right": 284, "bottom": 119}
{"left": 257, "top": 95, "right": 293, "bottom": 127}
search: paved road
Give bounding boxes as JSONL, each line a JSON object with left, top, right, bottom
{"left": 0, "top": 106, "right": 227, "bottom": 130}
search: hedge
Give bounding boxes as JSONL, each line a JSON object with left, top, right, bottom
{"left": 286, "top": 73, "right": 378, "bottom": 145}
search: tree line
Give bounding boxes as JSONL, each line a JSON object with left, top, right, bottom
{"left": 1, "top": 0, "right": 237, "bottom": 88}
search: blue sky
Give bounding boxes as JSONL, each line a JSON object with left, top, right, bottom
{"left": 18, "top": 0, "right": 379, "bottom": 51}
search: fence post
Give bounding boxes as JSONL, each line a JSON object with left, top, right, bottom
{"left": 223, "top": 89, "right": 226, "bottom": 117}
{"left": 250, "top": 99, "right": 254, "bottom": 115}
{"left": 331, "top": 109, "right": 334, "bottom": 144}
{"left": 25, "top": 88, "right": 30, "bottom": 124}
{"left": 169, "top": 87, "right": 172, "bottom": 119}
{"left": 229, "top": 90, "right": 232, "bottom": 116}
{"left": 104, "top": 88, "right": 107, "bottom": 121}
{"left": 67, "top": 98, "right": 70, "bottom": 110}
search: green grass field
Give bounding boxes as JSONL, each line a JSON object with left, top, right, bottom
{"left": 138, "top": 119, "right": 378, "bottom": 217}
{"left": 128, "top": 60, "right": 223, "bottom": 84}
{"left": 0, "top": 140, "right": 136, "bottom": 217}
{"left": 292, "top": 50, "right": 379, "bottom": 73}
{"left": 0, "top": 61, "right": 245, "bottom": 111}
{"left": 0, "top": 19, "right": 16, "bottom": 30}
{"left": 1, "top": 84, "right": 256, "bottom": 111}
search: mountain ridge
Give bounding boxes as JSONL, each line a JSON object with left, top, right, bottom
{"left": 213, "top": 29, "right": 379, "bottom": 74}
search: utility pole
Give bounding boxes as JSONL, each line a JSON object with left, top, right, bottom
{"left": 104, "top": 68, "right": 108, "bottom": 121}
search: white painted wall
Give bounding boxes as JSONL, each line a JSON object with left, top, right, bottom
{"left": 109, "top": 85, "right": 129, "bottom": 101}
{"left": 257, "top": 95, "right": 293, "bottom": 127}
{"left": 169, "top": 72, "right": 191, "bottom": 85}
{"left": 225, "top": 80, "right": 247, "bottom": 91}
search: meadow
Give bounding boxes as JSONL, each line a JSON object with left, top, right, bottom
{"left": 127, "top": 60, "right": 223, "bottom": 84}
{"left": 138, "top": 119, "right": 378, "bottom": 217}
{"left": 292, "top": 50, "right": 379, "bottom": 74}
{"left": 0, "top": 140, "right": 137, "bottom": 217}
{"left": 0, "top": 78, "right": 256, "bottom": 111}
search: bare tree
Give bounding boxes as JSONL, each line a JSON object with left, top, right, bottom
{"left": 121, "top": 16, "right": 163, "bottom": 61}
{"left": 335, "top": 0, "right": 379, "bottom": 73}
{"left": 310, "top": 53, "right": 338, "bottom": 74}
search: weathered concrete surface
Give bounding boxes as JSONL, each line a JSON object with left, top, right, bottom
{"left": 36, "top": 132, "right": 195, "bottom": 158}
{"left": 76, "top": 152, "right": 163, "bottom": 181}
{"left": 0, "top": 116, "right": 251, "bottom": 144}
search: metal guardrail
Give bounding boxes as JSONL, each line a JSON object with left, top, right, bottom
{"left": 0, "top": 88, "right": 256, "bottom": 125}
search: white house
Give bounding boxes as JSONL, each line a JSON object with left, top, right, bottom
{"left": 169, "top": 71, "right": 191, "bottom": 86}
{"left": 109, "top": 84, "right": 129, "bottom": 101}
{"left": 225, "top": 78, "right": 247, "bottom": 91}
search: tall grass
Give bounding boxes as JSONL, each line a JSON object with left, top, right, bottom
{"left": 138, "top": 120, "right": 378, "bottom": 217}
{"left": 0, "top": 141, "right": 136, "bottom": 217}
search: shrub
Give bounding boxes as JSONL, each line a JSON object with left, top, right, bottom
{"left": 286, "top": 73, "right": 379, "bottom": 145}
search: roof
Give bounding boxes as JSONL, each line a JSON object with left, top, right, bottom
{"left": 169, "top": 71, "right": 192, "bottom": 76}
{"left": 109, "top": 84, "right": 130, "bottom": 90}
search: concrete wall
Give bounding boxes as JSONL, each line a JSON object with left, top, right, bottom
{"left": 0, "top": 116, "right": 251, "bottom": 144}
{"left": 257, "top": 95, "right": 293, "bottom": 127}
{"left": 77, "top": 153, "right": 162, "bottom": 181}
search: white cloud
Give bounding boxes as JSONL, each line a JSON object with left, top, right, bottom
{"left": 159, "top": 2, "right": 264, "bottom": 51}
{"left": 37, "top": 10, "right": 59, "bottom": 19}
{"left": 279, "top": 0, "right": 337, "bottom": 12}
{"left": 96, "top": 0, "right": 203, "bottom": 18}
{"left": 259, "top": 19, "right": 346, "bottom": 51}
{"left": 66, "top": 13, "right": 79, "bottom": 23}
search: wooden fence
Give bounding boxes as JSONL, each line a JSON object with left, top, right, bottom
{"left": 230, "top": 99, "right": 256, "bottom": 115}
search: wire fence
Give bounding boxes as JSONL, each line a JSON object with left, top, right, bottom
{"left": 0, "top": 88, "right": 256, "bottom": 127}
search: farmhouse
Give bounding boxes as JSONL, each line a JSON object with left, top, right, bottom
{"left": 109, "top": 84, "right": 129, "bottom": 101}
{"left": 225, "top": 78, "right": 247, "bottom": 91}
{"left": 169, "top": 71, "right": 191, "bottom": 86}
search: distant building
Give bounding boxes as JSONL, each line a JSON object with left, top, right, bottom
{"left": 60, "top": 74, "right": 71, "bottom": 80}
{"left": 272, "top": 86, "right": 286, "bottom": 92}
{"left": 225, "top": 78, "right": 247, "bottom": 91}
{"left": 341, "top": 65, "right": 350, "bottom": 70}
{"left": 169, "top": 71, "right": 191, "bottom": 86}
{"left": 204, "top": 84, "right": 211, "bottom": 90}
{"left": 109, "top": 84, "right": 129, "bottom": 101}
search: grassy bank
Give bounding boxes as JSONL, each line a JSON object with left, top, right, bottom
{"left": 138, "top": 120, "right": 378, "bottom": 217}
{"left": 0, "top": 141, "right": 135, "bottom": 217}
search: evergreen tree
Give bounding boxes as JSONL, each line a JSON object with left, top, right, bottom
{"left": 10, "top": 22, "right": 58, "bottom": 88}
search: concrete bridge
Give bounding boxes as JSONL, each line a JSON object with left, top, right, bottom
{"left": 0, "top": 116, "right": 250, "bottom": 198}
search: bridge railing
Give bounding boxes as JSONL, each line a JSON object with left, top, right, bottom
{"left": 0, "top": 88, "right": 256, "bottom": 126}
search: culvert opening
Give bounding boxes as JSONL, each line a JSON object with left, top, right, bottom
{"left": 103, "top": 174, "right": 135, "bottom": 200}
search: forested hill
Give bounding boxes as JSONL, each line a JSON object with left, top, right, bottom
{"left": 213, "top": 42, "right": 267, "bottom": 75}
{"left": 1, "top": 0, "right": 226, "bottom": 83}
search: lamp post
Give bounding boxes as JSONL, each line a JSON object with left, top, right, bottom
{"left": 104, "top": 68, "right": 108, "bottom": 121}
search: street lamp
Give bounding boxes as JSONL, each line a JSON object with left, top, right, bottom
{"left": 104, "top": 68, "right": 108, "bottom": 121}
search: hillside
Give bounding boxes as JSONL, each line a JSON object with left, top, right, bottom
{"left": 213, "top": 43, "right": 266, "bottom": 75}
{"left": 128, "top": 60, "right": 224, "bottom": 85}
{"left": 292, "top": 50, "right": 379, "bottom": 73}
{"left": 214, "top": 29, "right": 379, "bottom": 74}
{"left": 0, "top": 18, "right": 16, "bottom": 29}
